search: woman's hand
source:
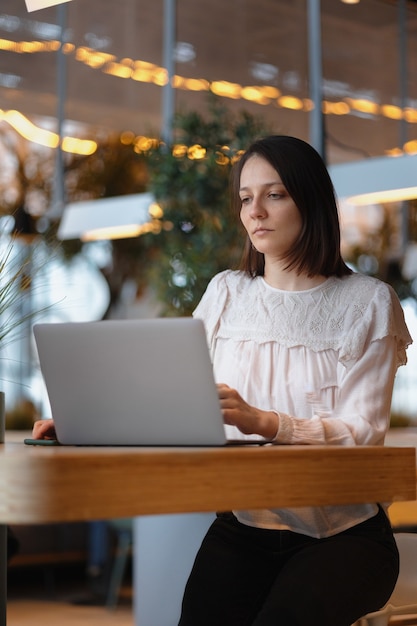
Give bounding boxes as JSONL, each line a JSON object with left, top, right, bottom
{"left": 32, "top": 419, "right": 57, "bottom": 440}
{"left": 216, "top": 383, "right": 279, "bottom": 439}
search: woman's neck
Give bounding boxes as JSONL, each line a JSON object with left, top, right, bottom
{"left": 263, "top": 261, "right": 327, "bottom": 292}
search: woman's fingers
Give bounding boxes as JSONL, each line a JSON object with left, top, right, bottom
{"left": 32, "top": 419, "right": 56, "bottom": 440}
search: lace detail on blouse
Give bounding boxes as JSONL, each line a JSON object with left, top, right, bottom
{"left": 194, "top": 270, "right": 411, "bottom": 368}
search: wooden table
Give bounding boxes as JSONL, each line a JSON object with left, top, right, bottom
{"left": 1, "top": 440, "right": 416, "bottom": 522}
{"left": 1, "top": 438, "right": 415, "bottom": 624}
{"left": 385, "top": 429, "right": 417, "bottom": 528}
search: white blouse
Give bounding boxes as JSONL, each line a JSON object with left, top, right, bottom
{"left": 193, "top": 270, "right": 412, "bottom": 538}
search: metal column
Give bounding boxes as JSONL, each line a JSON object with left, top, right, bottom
{"left": 162, "top": 0, "right": 176, "bottom": 145}
{"left": 307, "top": 0, "right": 324, "bottom": 159}
{"left": 49, "top": 3, "right": 68, "bottom": 218}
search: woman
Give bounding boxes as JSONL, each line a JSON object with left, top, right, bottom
{"left": 177, "top": 135, "right": 412, "bottom": 626}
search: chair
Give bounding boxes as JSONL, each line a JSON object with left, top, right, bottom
{"left": 356, "top": 533, "right": 417, "bottom": 626}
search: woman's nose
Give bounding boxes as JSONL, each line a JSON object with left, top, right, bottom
{"left": 249, "top": 197, "right": 266, "bottom": 218}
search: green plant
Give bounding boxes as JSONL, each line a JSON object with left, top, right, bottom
{"left": 0, "top": 229, "right": 55, "bottom": 427}
{"left": 0, "top": 233, "right": 48, "bottom": 347}
{"left": 142, "top": 98, "right": 271, "bottom": 315}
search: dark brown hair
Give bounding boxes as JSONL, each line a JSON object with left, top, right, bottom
{"left": 231, "top": 135, "right": 352, "bottom": 278}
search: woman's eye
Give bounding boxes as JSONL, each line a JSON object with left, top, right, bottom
{"left": 240, "top": 196, "right": 250, "bottom": 204}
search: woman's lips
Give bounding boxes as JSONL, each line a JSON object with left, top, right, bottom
{"left": 253, "top": 228, "right": 272, "bottom": 235}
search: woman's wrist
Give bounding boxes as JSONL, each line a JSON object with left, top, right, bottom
{"left": 258, "top": 410, "right": 280, "bottom": 440}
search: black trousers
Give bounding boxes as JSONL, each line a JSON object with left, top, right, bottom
{"left": 178, "top": 507, "right": 399, "bottom": 626}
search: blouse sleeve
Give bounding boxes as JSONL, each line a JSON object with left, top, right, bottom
{"left": 275, "top": 335, "right": 399, "bottom": 445}
{"left": 339, "top": 283, "right": 412, "bottom": 369}
{"left": 193, "top": 271, "right": 229, "bottom": 357}
{"left": 274, "top": 283, "right": 412, "bottom": 446}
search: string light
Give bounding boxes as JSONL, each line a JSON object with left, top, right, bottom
{"left": 0, "top": 35, "right": 415, "bottom": 156}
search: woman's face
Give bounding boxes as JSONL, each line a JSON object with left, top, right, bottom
{"left": 239, "top": 154, "right": 303, "bottom": 262}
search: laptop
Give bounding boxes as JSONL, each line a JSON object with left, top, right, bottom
{"left": 33, "top": 318, "right": 270, "bottom": 446}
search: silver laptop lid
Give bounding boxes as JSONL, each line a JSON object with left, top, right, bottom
{"left": 33, "top": 318, "right": 227, "bottom": 446}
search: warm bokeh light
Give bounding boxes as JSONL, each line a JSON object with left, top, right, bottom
{"left": 323, "top": 101, "right": 351, "bottom": 115}
{"left": 104, "top": 61, "right": 133, "bottom": 79}
{"left": 1, "top": 109, "right": 59, "bottom": 148}
{"left": 403, "top": 140, "right": 417, "bottom": 154}
{"left": 0, "top": 32, "right": 416, "bottom": 157}
{"left": 187, "top": 144, "right": 206, "bottom": 160}
{"left": 347, "top": 186, "right": 417, "bottom": 205}
{"left": 215, "top": 152, "right": 230, "bottom": 166}
{"left": 404, "top": 108, "right": 417, "bottom": 123}
{"left": 210, "top": 81, "right": 241, "bottom": 99}
{"left": 149, "top": 203, "right": 164, "bottom": 219}
{"left": 241, "top": 86, "right": 271, "bottom": 105}
{"left": 81, "top": 221, "right": 164, "bottom": 241}
{"left": 380, "top": 104, "right": 403, "bottom": 120}
{"left": 345, "top": 98, "right": 379, "bottom": 115}
{"left": 277, "top": 95, "right": 304, "bottom": 110}
{"left": 0, "top": 109, "right": 97, "bottom": 155}
{"left": 172, "top": 144, "right": 188, "bottom": 158}
{"left": 182, "top": 78, "right": 210, "bottom": 92}
{"left": 75, "top": 47, "right": 115, "bottom": 68}
{"left": 61, "top": 136, "right": 97, "bottom": 155}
